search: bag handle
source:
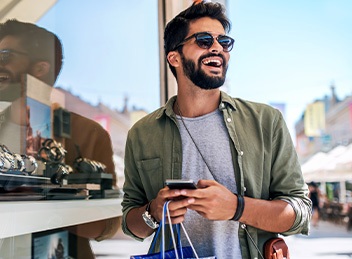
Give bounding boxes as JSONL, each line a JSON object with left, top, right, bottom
{"left": 165, "top": 201, "right": 200, "bottom": 259}
{"left": 160, "top": 201, "right": 200, "bottom": 259}
{"left": 147, "top": 205, "right": 181, "bottom": 256}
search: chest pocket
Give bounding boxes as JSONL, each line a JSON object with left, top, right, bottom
{"left": 136, "top": 158, "right": 163, "bottom": 198}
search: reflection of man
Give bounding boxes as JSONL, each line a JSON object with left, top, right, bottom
{"left": 0, "top": 19, "right": 120, "bottom": 258}
{"left": 0, "top": 19, "right": 62, "bottom": 154}
{"left": 0, "top": 20, "right": 61, "bottom": 89}
{"left": 122, "top": 2, "right": 311, "bottom": 258}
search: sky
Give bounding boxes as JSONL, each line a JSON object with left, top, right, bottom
{"left": 37, "top": 0, "right": 160, "bottom": 112}
{"left": 37, "top": 0, "right": 352, "bottom": 139}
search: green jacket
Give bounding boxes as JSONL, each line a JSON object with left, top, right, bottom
{"left": 122, "top": 91, "right": 311, "bottom": 259}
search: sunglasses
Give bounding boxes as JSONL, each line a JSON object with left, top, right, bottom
{"left": 0, "top": 49, "right": 28, "bottom": 65}
{"left": 174, "top": 32, "right": 235, "bottom": 52}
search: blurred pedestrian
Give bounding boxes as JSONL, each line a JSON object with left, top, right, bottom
{"left": 347, "top": 204, "right": 352, "bottom": 231}
{"left": 308, "top": 181, "right": 321, "bottom": 227}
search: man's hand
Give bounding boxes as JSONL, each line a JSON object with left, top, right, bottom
{"left": 151, "top": 186, "right": 195, "bottom": 224}
{"left": 125, "top": 185, "right": 195, "bottom": 239}
{"left": 179, "top": 179, "right": 295, "bottom": 233}
{"left": 179, "top": 179, "right": 237, "bottom": 220}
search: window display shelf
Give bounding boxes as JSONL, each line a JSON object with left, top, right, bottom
{"left": 0, "top": 198, "right": 122, "bottom": 239}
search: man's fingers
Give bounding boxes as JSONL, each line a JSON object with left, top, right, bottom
{"left": 197, "top": 179, "right": 217, "bottom": 188}
{"left": 166, "top": 215, "right": 185, "bottom": 225}
{"left": 167, "top": 205, "right": 187, "bottom": 217}
{"left": 168, "top": 198, "right": 195, "bottom": 210}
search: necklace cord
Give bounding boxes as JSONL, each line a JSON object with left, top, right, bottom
{"left": 175, "top": 100, "right": 215, "bottom": 178}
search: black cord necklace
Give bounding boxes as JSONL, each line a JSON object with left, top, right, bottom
{"left": 175, "top": 100, "right": 216, "bottom": 179}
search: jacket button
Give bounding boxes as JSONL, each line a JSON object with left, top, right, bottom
{"left": 226, "top": 118, "right": 232, "bottom": 122}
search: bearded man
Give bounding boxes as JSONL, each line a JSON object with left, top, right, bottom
{"left": 121, "top": 2, "right": 311, "bottom": 258}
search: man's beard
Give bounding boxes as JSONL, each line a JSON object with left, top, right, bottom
{"left": 0, "top": 70, "right": 23, "bottom": 102}
{"left": 181, "top": 53, "right": 227, "bottom": 90}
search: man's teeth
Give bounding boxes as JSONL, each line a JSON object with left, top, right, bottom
{"left": 202, "top": 59, "right": 221, "bottom": 66}
{"left": 0, "top": 75, "right": 9, "bottom": 82}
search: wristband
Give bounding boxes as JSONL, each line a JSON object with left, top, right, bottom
{"left": 231, "top": 194, "right": 245, "bottom": 221}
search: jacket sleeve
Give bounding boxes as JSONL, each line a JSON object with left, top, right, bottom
{"left": 270, "top": 112, "right": 312, "bottom": 235}
{"left": 121, "top": 130, "right": 146, "bottom": 241}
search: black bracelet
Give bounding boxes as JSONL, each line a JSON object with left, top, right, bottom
{"left": 231, "top": 194, "right": 245, "bottom": 221}
{"left": 146, "top": 199, "right": 153, "bottom": 213}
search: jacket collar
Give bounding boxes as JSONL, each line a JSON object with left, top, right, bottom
{"left": 220, "top": 91, "right": 237, "bottom": 111}
{"left": 155, "top": 91, "right": 237, "bottom": 120}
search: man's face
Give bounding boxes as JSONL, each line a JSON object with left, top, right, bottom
{"left": 178, "top": 17, "right": 230, "bottom": 90}
{"left": 0, "top": 35, "right": 31, "bottom": 98}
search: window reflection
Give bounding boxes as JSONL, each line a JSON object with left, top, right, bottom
{"left": 0, "top": 1, "right": 158, "bottom": 200}
{"left": 0, "top": 1, "right": 157, "bottom": 257}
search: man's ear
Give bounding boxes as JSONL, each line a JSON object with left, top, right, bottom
{"left": 167, "top": 51, "right": 180, "bottom": 68}
{"left": 29, "top": 61, "right": 51, "bottom": 80}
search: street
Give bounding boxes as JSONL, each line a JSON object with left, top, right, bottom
{"left": 286, "top": 220, "right": 352, "bottom": 258}
{"left": 91, "top": 220, "right": 352, "bottom": 259}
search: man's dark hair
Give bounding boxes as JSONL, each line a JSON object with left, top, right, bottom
{"left": 0, "top": 19, "right": 63, "bottom": 85}
{"left": 164, "top": 1, "right": 231, "bottom": 78}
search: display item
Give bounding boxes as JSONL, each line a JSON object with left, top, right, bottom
{"left": 0, "top": 144, "right": 38, "bottom": 174}
{"left": 37, "top": 138, "right": 72, "bottom": 185}
{"left": 72, "top": 144, "right": 107, "bottom": 174}
{"left": 21, "top": 154, "right": 38, "bottom": 174}
{"left": 38, "top": 139, "right": 66, "bottom": 164}
{"left": 73, "top": 157, "right": 106, "bottom": 174}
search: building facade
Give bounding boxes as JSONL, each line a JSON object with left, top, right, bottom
{"left": 295, "top": 85, "right": 352, "bottom": 163}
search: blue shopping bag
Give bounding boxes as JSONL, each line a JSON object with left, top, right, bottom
{"left": 130, "top": 246, "right": 196, "bottom": 259}
{"left": 131, "top": 201, "right": 216, "bottom": 259}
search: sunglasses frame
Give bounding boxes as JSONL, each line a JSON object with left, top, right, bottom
{"left": 0, "top": 49, "right": 28, "bottom": 65}
{"left": 174, "top": 32, "right": 235, "bottom": 52}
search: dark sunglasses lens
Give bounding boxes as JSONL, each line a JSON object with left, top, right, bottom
{"left": 195, "top": 33, "right": 214, "bottom": 49}
{"left": 218, "top": 36, "right": 234, "bottom": 51}
{"left": 0, "top": 52, "right": 10, "bottom": 65}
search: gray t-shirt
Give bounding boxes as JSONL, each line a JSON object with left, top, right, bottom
{"left": 177, "top": 109, "right": 242, "bottom": 258}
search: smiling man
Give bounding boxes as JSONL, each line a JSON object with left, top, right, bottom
{"left": 0, "top": 20, "right": 62, "bottom": 151}
{"left": 0, "top": 20, "right": 61, "bottom": 91}
{"left": 122, "top": 1, "right": 311, "bottom": 259}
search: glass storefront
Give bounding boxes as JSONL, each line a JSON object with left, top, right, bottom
{"left": 0, "top": 1, "right": 158, "bottom": 258}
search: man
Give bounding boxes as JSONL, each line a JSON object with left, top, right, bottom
{"left": 0, "top": 19, "right": 62, "bottom": 152}
{"left": 122, "top": 2, "right": 312, "bottom": 258}
{"left": 308, "top": 181, "right": 321, "bottom": 227}
{"left": 0, "top": 19, "right": 119, "bottom": 258}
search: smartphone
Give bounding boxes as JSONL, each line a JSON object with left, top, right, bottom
{"left": 165, "top": 179, "right": 197, "bottom": 189}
